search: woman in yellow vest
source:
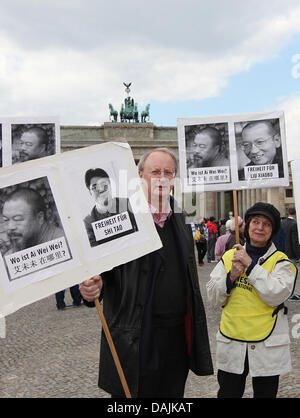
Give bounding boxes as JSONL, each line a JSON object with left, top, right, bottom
{"left": 207, "top": 202, "right": 297, "bottom": 398}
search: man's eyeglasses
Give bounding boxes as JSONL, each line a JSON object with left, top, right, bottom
{"left": 149, "top": 169, "right": 176, "bottom": 179}
{"left": 241, "top": 136, "right": 275, "bottom": 152}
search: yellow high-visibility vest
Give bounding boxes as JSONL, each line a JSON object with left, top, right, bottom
{"left": 220, "top": 249, "right": 297, "bottom": 342}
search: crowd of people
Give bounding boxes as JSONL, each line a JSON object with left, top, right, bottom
{"left": 191, "top": 214, "right": 245, "bottom": 265}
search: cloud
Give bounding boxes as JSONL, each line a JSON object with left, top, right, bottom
{"left": 0, "top": 1, "right": 300, "bottom": 124}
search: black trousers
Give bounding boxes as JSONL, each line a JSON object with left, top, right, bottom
{"left": 217, "top": 354, "right": 279, "bottom": 398}
{"left": 207, "top": 239, "right": 216, "bottom": 262}
{"left": 195, "top": 240, "right": 207, "bottom": 264}
{"left": 112, "top": 324, "right": 189, "bottom": 398}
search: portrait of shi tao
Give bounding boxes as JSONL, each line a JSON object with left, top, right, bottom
{"left": 184, "top": 122, "right": 231, "bottom": 185}
{"left": 235, "top": 118, "right": 284, "bottom": 181}
{"left": 83, "top": 167, "right": 138, "bottom": 247}
{"left": 0, "top": 177, "right": 71, "bottom": 282}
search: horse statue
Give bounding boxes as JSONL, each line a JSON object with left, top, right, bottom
{"left": 120, "top": 96, "right": 139, "bottom": 123}
{"left": 141, "top": 104, "right": 150, "bottom": 123}
{"left": 109, "top": 104, "right": 118, "bottom": 122}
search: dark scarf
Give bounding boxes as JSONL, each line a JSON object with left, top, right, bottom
{"left": 245, "top": 239, "right": 272, "bottom": 267}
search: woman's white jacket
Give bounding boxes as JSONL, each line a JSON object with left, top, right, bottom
{"left": 206, "top": 243, "right": 296, "bottom": 377}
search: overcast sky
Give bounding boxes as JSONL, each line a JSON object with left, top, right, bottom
{"left": 0, "top": 0, "right": 300, "bottom": 159}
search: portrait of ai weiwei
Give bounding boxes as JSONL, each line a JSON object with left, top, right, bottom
{"left": 11, "top": 123, "right": 57, "bottom": 164}
{"left": 83, "top": 167, "right": 138, "bottom": 247}
{"left": 184, "top": 122, "right": 231, "bottom": 186}
{"left": 0, "top": 176, "right": 72, "bottom": 282}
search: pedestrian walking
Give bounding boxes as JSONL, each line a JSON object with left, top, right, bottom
{"left": 192, "top": 218, "right": 207, "bottom": 266}
{"left": 214, "top": 220, "right": 231, "bottom": 262}
{"left": 224, "top": 216, "right": 245, "bottom": 252}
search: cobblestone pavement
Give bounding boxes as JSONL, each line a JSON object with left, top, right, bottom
{"left": 1, "top": 252, "right": 300, "bottom": 398}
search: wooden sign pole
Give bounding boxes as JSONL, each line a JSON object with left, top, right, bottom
{"left": 95, "top": 299, "right": 132, "bottom": 398}
{"left": 233, "top": 190, "right": 240, "bottom": 245}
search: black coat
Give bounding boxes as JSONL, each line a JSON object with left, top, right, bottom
{"left": 281, "top": 217, "right": 300, "bottom": 260}
{"left": 86, "top": 198, "right": 213, "bottom": 397}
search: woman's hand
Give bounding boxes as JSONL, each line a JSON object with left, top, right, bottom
{"left": 232, "top": 244, "right": 252, "bottom": 268}
{"left": 229, "top": 244, "right": 252, "bottom": 282}
{"left": 230, "top": 260, "right": 245, "bottom": 282}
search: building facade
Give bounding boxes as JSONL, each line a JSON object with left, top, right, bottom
{"left": 61, "top": 122, "right": 294, "bottom": 220}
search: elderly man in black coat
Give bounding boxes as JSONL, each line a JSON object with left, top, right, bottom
{"left": 80, "top": 148, "right": 213, "bottom": 398}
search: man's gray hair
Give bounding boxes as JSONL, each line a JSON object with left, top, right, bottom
{"left": 137, "top": 148, "right": 178, "bottom": 174}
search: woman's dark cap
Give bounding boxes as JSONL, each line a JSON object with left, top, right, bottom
{"left": 244, "top": 202, "right": 281, "bottom": 236}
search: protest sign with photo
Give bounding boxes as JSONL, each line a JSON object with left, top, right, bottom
{"left": 59, "top": 159, "right": 139, "bottom": 254}
{"left": 0, "top": 176, "right": 72, "bottom": 285}
{"left": 178, "top": 111, "right": 289, "bottom": 193}
{"left": 0, "top": 142, "right": 162, "bottom": 317}
{"left": 0, "top": 116, "right": 60, "bottom": 167}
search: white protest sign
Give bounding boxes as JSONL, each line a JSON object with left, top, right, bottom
{"left": 178, "top": 110, "right": 289, "bottom": 192}
{"left": 188, "top": 166, "right": 230, "bottom": 185}
{"left": 244, "top": 164, "right": 279, "bottom": 181}
{"left": 291, "top": 160, "right": 300, "bottom": 241}
{"left": 4, "top": 237, "right": 71, "bottom": 281}
{"left": 0, "top": 142, "right": 162, "bottom": 317}
{"left": 92, "top": 211, "right": 134, "bottom": 242}
{"left": 0, "top": 315, "right": 5, "bottom": 338}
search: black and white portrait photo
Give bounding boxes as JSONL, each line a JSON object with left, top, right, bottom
{"left": 11, "top": 123, "right": 57, "bottom": 164}
{"left": 0, "top": 176, "right": 71, "bottom": 281}
{"left": 83, "top": 167, "right": 138, "bottom": 247}
{"left": 184, "top": 122, "right": 230, "bottom": 186}
{"left": 235, "top": 118, "right": 284, "bottom": 181}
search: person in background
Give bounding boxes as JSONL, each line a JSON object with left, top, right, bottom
{"left": 206, "top": 216, "right": 218, "bottom": 263}
{"left": 218, "top": 219, "right": 227, "bottom": 236}
{"left": 215, "top": 220, "right": 231, "bottom": 262}
{"left": 224, "top": 216, "right": 245, "bottom": 252}
{"left": 281, "top": 207, "right": 300, "bottom": 301}
{"left": 55, "top": 286, "right": 82, "bottom": 311}
{"left": 192, "top": 218, "right": 207, "bottom": 266}
{"left": 273, "top": 221, "right": 286, "bottom": 253}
